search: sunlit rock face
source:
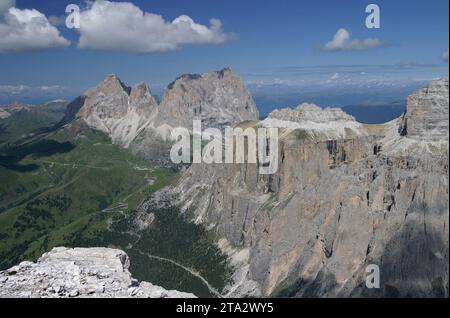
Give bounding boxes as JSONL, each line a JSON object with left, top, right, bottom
{"left": 157, "top": 68, "right": 259, "bottom": 130}
{"left": 399, "top": 77, "right": 449, "bottom": 141}
{"left": 62, "top": 74, "right": 159, "bottom": 148}
{"left": 0, "top": 247, "right": 196, "bottom": 298}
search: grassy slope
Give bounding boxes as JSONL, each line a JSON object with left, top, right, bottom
{"left": 0, "top": 121, "right": 231, "bottom": 297}
{"left": 0, "top": 123, "right": 167, "bottom": 264}
{"left": 0, "top": 107, "right": 64, "bottom": 144}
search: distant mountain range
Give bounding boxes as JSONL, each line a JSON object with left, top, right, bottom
{"left": 0, "top": 100, "right": 68, "bottom": 143}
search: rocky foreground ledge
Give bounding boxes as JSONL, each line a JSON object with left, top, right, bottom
{"left": 0, "top": 247, "right": 196, "bottom": 298}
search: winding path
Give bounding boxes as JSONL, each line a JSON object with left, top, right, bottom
{"left": 135, "top": 249, "right": 223, "bottom": 298}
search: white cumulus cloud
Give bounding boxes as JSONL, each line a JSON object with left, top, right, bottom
{"left": 0, "top": 0, "right": 14, "bottom": 16}
{"left": 77, "top": 0, "right": 232, "bottom": 53}
{"left": 443, "top": 50, "right": 449, "bottom": 63}
{"left": 0, "top": 0, "right": 70, "bottom": 53}
{"left": 322, "top": 28, "right": 383, "bottom": 52}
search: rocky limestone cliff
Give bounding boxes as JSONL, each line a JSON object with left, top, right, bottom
{"left": 61, "top": 69, "right": 259, "bottom": 153}
{"left": 0, "top": 247, "right": 196, "bottom": 298}
{"left": 171, "top": 78, "right": 449, "bottom": 298}
{"left": 379, "top": 78, "right": 449, "bottom": 157}
{"left": 399, "top": 77, "right": 449, "bottom": 141}
{"left": 157, "top": 68, "right": 259, "bottom": 129}
{"left": 62, "top": 75, "right": 159, "bottom": 148}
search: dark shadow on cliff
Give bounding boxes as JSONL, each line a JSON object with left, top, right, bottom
{"left": 273, "top": 270, "right": 339, "bottom": 298}
{"left": 351, "top": 222, "right": 449, "bottom": 298}
{"left": 272, "top": 217, "right": 448, "bottom": 298}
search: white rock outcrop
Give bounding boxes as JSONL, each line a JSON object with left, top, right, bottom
{"left": 399, "top": 77, "right": 449, "bottom": 141}
{"left": 0, "top": 247, "right": 196, "bottom": 298}
{"left": 260, "top": 103, "right": 364, "bottom": 140}
{"left": 268, "top": 103, "right": 356, "bottom": 123}
{"left": 381, "top": 77, "right": 449, "bottom": 156}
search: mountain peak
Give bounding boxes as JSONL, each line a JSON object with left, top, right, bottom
{"left": 159, "top": 68, "right": 259, "bottom": 129}
{"left": 130, "top": 82, "right": 151, "bottom": 99}
{"left": 269, "top": 103, "right": 356, "bottom": 123}
{"left": 130, "top": 82, "right": 158, "bottom": 115}
{"left": 62, "top": 75, "right": 158, "bottom": 146}
{"left": 214, "top": 67, "right": 233, "bottom": 78}
{"left": 105, "top": 73, "right": 118, "bottom": 80}
{"left": 61, "top": 68, "right": 258, "bottom": 145}
{"left": 399, "top": 77, "right": 449, "bottom": 141}
{"left": 166, "top": 68, "right": 236, "bottom": 90}
{"left": 93, "top": 74, "right": 131, "bottom": 96}
{"left": 167, "top": 73, "right": 203, "bottom": 90}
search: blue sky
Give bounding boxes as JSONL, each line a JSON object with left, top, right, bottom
{"left": 0, "top": 0, "right": 448, "bottom": 103}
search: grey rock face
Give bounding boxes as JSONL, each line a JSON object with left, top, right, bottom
{"left": 0, "top": 247, "right": 196, "bottom": 298}
{"left": 157, "top": 68, "right": 259, "bottom": 129}
{"left": 62, "top": 75, "right": 159, "bottom": 148}
{"left": 61, "top": 69, "right": 258, "bottom": 164}
{"left": 399, "top": 77, "right": 449, "bottom": 141}
{"left": 174, "top": 78, "right": 449, "bottom": 298}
